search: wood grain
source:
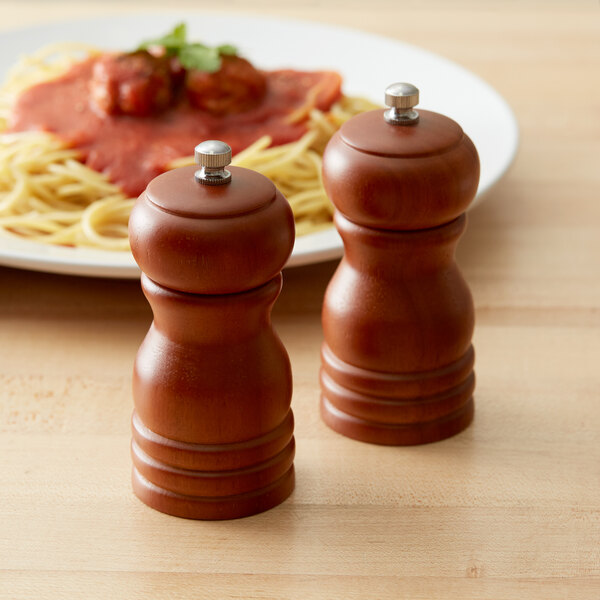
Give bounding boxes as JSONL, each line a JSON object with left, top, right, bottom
{"left": 1, "top": 1, "right": 599, "bottom": 598}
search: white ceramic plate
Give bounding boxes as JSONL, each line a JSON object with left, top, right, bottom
{"left": 0, "top": 13, "right": 518, "bottom": 278}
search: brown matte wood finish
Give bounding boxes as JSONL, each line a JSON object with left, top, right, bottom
{"left": 128, "top": 164, "right": 296, "bottom": 519}
{"left": 321, "top": 109, "right": 480, "bottom": 445}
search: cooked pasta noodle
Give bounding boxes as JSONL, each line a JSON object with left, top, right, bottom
{"left": 0, "top": 43, "right": 377, "bottom": 250}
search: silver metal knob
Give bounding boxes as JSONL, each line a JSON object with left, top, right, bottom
{"left": 384, "top": 82, "right": 419, "bottom": 125}
{"left": 194, "top": 140, "right": 232, "bottom": 186}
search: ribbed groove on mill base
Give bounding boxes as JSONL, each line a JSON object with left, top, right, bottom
{"left": 130, "top": 414, "right": 295, "bottom": 519}
{"left": 131, "top": 410, "right": 294, "bottom": 471}
{"left": 320, "top": 345, "right": 475, "bottom": 445}
{"left": 131, "top": 438, "right": 295, "bottom": 497}
{"left": 321, "top": 343, "right": 475, "bottom": 400}
{"left": 132, "top": 465, "right": 295, "bottom": 520}
{"left": 321, "top": 396, "right": 473, "bottom": 446}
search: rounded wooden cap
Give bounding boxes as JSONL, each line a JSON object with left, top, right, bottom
{"left": 323, "top": 107, "right": 480, "bottom": 230}
{"left": 129, "top": 164, "right": 295, "bottom": 294}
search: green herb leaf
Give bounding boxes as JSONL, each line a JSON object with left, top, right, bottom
{"left": 136, "top": 23, "right": 238, "bottom": 72}
{"left": 217, "top": 44, "right": 238, "bottom": 56}
{"left": 178, "top": 44, "right": 221, "bottom": 73}
{"left": 138, "top": 22, "right": 187, "bottom": 53}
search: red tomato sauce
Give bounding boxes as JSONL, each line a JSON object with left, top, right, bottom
{"left": 9, "top": 57, "right": 342, "bottom": 197}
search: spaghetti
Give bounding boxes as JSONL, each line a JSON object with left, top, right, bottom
{"left": 0, "top": 43, "right": 377, "bottom": 250}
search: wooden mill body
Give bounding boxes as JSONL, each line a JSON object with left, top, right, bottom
{"left": 129, "top": 163, "right": 295, "bottom": 519}
{"left": 320, "top": 107, "right": 480, "bottom": 445}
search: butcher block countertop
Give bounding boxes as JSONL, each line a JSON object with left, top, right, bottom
{"left": 1, "top": 1, "right": 599, "bottom": 598}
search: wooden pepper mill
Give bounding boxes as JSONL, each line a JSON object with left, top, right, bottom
{"left": 320, "top": 83, "right": 480, "bottom": 445}
{"left": 128, "top": 140, "right": 296, "bottom": 519}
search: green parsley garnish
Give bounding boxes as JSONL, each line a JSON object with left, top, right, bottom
{"left": 138, "top": 23, "right": 237, "bottom": 73}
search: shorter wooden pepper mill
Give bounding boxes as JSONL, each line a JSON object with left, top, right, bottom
{"left": 320, "top": 83, "right": 480, "bottom": 445}
{"left": 129, "top": 141, "right": 296, "bottom": 519}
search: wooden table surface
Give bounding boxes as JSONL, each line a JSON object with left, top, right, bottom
{"left": 1, "top": 1, "right": 599, "bottom": 598}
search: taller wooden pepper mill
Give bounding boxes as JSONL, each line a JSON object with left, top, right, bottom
{"left": 320, "top": 83, "right": 480, "bottom": 445}
{"left": 129, "top": 140, "right": 296, "bottom": 519}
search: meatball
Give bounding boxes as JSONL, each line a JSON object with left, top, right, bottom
{"left": 90, "top": 51, "right": 174, "bottom": 117}
{"left": 186, "top": 55, "right": 267, "bottom": 116}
